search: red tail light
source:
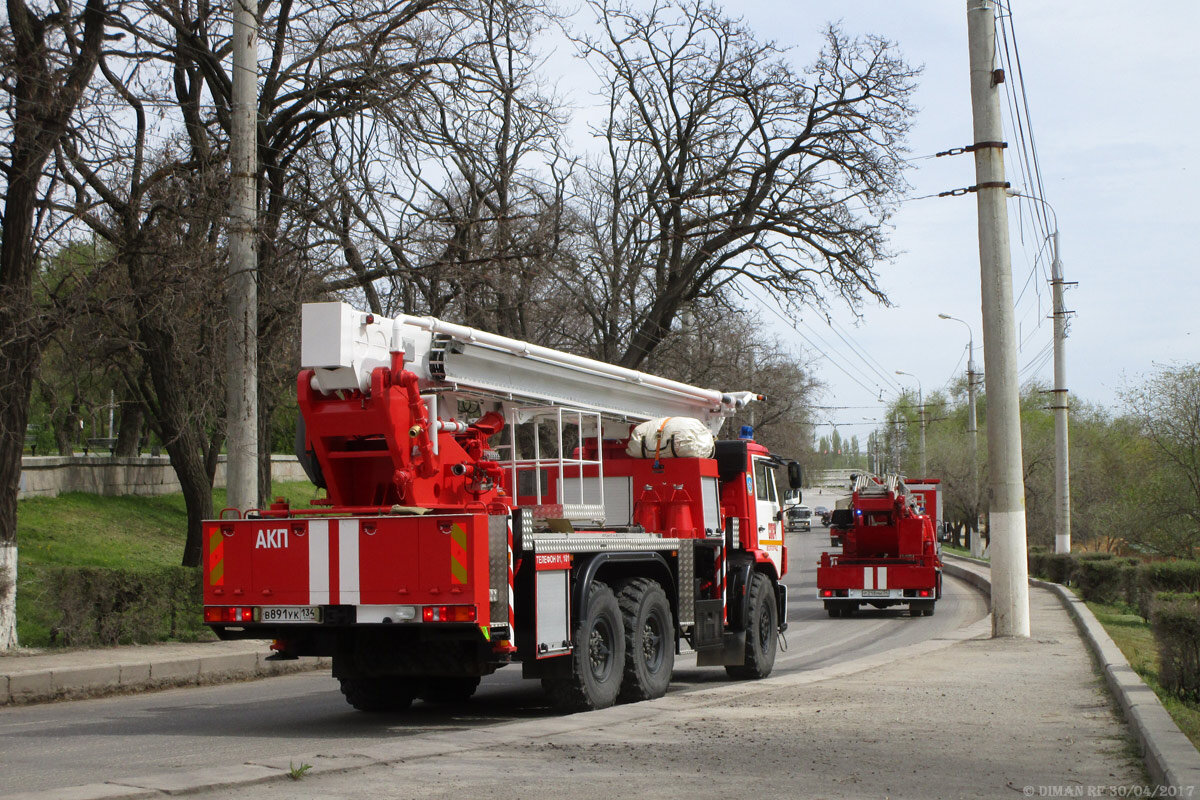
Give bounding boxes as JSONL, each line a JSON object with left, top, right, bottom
{"left": 919, "top": 589, "right": 931, "bottom": 598}
{"left": 204, "top": 606, "right": 254, "bottom": 623}
{"left": 421, "top": 605, "right": 478, "bottom": 622}
{"left": 821, "top": 589, "right": 834, "bottom": 598}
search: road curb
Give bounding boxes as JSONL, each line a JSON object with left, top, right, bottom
{"left": 0, "top": 651, "right": 328, "bottom": 707}
{"left": 943, "top": 554, "right": 1200, "bottom": 791}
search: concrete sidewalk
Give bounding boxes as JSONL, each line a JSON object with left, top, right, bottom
{"left": 6, "top": 571, "right": 1193, "bottom": 800}
{"left": 0, "top": 638, "right": 325, "bottom": 705}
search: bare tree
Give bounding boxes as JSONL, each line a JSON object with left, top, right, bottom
{"left": 566, "top": 0, "right": 918, "bottom": 368}
{"left": 313, "top": 0, "right": 571, "bottom": 341}
{"left": 640, "top": 298, "right": 818, "bottom": 458}
{"left": 49, "top": 0, "right": 483, "bottom": 563}
{"left": 0, "top": 0, "right": 105, "bottom": 649}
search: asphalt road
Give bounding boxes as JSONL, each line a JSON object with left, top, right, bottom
{"left": 0, "top": 515, "right": 987, "bottom": 795}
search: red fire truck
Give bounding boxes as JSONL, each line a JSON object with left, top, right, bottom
{"left": 816, "top": 474, "right": 942, "bottom": 618}
{"left": 203, "top": 302, "right": 800, "bottom": 712}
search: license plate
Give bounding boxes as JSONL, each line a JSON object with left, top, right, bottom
{"left": 258, "top": 606, "right": 322, "bottom": 623}
{"left": 861, "top": 590, "right": 888, "bottom": 598}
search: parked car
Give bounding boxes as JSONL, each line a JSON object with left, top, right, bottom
{"left": 785, "top": 505, "right": 813, "bottom": 532}
{"left": 813, "top": 506, "right": 831, "bottom": 526}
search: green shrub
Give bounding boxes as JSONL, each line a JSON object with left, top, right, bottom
{"left": 1072, "top": 557, "right": 1138, "bottom": 604}
{"left": 1151, "top": 592, "right": 1200, "bottom": 703}
{"left": 40, "top": 566, "right": 211, "bottom": 647}
{"left": 1029, "top": 552, "right": 1075, "bottom": 584}
{"left": 1136, "top": 561, "right": 1200, "bottom": 620}
{"left": 1077, "top": 551, "right": 1117, "bottom": 561}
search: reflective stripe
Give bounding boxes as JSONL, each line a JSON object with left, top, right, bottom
{"left": 507, "top": 519, "right": 516, "bottom": 632}
{"left": 309, "top": 521, "right": 330, "bottom": 604}
{"left": 450, "top": 523, "right": 469, "bottom": 584}
{"left": 878, "top": 566, "right": 888, "bottom": 590}
{"left": 340, "top": 522, "right": 360, "bottom": 605}
{"left": 863, "top": 566, "right": 873, "bottom": 590}
{"left": 208, "top": 529, "right": 224, "bottom": 586}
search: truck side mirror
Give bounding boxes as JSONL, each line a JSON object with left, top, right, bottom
{"left": 787, "top": 461, "right": 803, "bottom": 490}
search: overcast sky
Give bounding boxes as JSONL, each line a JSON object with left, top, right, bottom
{"left": 560, "top": 1, "right": 1200, "bottom": 439}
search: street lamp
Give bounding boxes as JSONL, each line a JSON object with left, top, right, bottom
{"left": 1008, "top": 190, "right": 1071, "bottom": 555}
{"left": 894, "top": 370, "right": 926, "bottom": 477}
{"left": 939, "top": 313, "right": 981, "bottom": 557}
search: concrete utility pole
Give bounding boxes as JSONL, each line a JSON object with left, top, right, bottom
{"left": 227, "top": 0, "right": 259, "bottom": 514}
{"left": 967, "top": 0, "right": 1030, "bottom": 637}
{"left": 895, "top": 371, "right": 926, "bottom": 477}
{"left": 1050, "top": 231, "right": 1071, "bottom": 554}
{"left": 1008, "top": 190, "right": 1071, "bottom": 555}
{"left": 939, "top": 314, "right": 982, "bottom": 557}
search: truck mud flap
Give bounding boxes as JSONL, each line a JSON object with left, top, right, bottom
{"left": 726, "top": 560, "right": 755, "bottom": 632}
{"left": 695, "top": 631, "right": 746, "bottom": 667}
{"left": 776, "top": 582, "right": 788, "bottom": 633}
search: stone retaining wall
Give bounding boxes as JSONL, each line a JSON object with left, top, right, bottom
{"left": 17, "top": 455, "right": 309, "bottom": 499}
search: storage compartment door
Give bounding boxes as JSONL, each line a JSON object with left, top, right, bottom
{"left": 535, "top": 555, "right": 572, "bottom": 659}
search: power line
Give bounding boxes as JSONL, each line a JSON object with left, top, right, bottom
{"left": 745, "top": 283, "right": 887, "bottom": 399}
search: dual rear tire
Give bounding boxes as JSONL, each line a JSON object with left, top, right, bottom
{"left": 339, "top": 675, "right": 481, "bottom": 712}
{"left": 543, "top": 578, "right": 676, "bottom": 712}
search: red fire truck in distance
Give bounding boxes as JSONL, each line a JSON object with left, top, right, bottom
{"left": 817, "top": 474, "right": 942, "bottom": 618}
{"left": 203, "top": 303, "right": 801, "bottom": 712}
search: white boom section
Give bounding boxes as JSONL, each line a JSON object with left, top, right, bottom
{"left": 300, "top": 302, "right": 759, "bottom": 433}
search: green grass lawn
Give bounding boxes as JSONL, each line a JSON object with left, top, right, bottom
{"left": 17, "top": 481, "right": 324, "bottom": 569}
{"left": 1088, "top": 600, "right": 1200, "bottom": 750}
{"left": 14, "top": 481, "right": 321, "bottom": 646}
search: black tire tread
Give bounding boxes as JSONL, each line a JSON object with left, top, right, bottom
{"left": 616, "top": 578, "right": 674, "bottom": 702}
{"left": 725, "top": 572, "right": 777, "bottom": 680}
{"left": 541, "top": 580, "right": 624, "bottom": 712}
{"left": 339, "top": 676, "right": 416, "bottom": 713}
{"left": 419, "top": 676, "right": 481, "bottom": 704}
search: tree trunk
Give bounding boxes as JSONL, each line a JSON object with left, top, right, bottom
{"left": 0, "top": 541, "right": 16, "bottom": 650}
{"left": 167, "top": 433, "right": 214, "bottom": 568}
{"left": 257, "top": 400, "right": 273, "bottom": 506}
{"left": 0, "top": 183, "right": 41, "bottom": 651}
{"left": 0, "top": 336, "right": 34, "bottom": 651}
{"left": 115, "top": 401, "right": 144, "bottom": 457}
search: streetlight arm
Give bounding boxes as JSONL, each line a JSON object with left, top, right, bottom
{"left": 938, "top": 313, "right": 976, "bottom": 371}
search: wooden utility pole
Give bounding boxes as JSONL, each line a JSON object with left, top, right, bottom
{"left": 226, "top": 0, "right": 259, "bottom": 514}
{"left": 966, "top": 0, "right": 1030, "bottom": 636}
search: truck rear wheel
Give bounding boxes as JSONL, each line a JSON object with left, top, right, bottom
{"left": 543, "top": 580, "right": 625, "bottom": 712}
{"left": 616, "top": 578, "right": 674, "bottom": 702}
{"left": 909, "top": 601, "right": 934, "bottom": 617}
{"left": 339, "top": 676, "right": 418, "bottom": 712}
{"left": 419, "top": 676, "right": 481, "bottom": 704}
{"left": 725, "top": 572, "right": 777, "bottom": 680}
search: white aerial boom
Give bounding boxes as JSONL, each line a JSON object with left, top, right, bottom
{"left": 300, "top": 302, "right": 760, "bottom": 434}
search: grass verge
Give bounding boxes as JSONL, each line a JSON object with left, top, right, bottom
{"left": 1088, "top": 600, "right": 1200, "bottom": 751}
{"left": 941, "top": 543, "right": 984, "bottom": 560}
{"left": 14, "top": 480, "right": 321, "bottom": 647}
